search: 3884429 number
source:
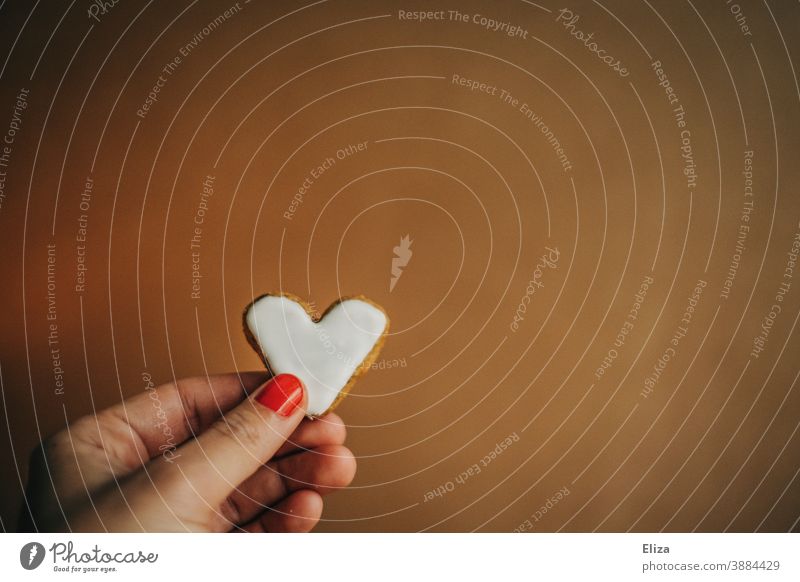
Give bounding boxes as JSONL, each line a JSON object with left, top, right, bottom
{"left": 730, "top": 560, "right": 780, "bottom": 571}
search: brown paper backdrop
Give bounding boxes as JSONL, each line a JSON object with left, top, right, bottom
{"left": 0, "top": 0, "right": 798, "bottom": 532}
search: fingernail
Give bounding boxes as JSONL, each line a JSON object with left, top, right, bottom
{"left": 255, "top": 374, "right": 304, "bottom": 416}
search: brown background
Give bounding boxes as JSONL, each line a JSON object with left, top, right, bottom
{"left": 0, "top": 0, "right": 798, "bottom": 532}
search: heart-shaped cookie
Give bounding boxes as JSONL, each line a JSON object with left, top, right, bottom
{"left": 243, "top": 293, "right": 389, "bottom": 417}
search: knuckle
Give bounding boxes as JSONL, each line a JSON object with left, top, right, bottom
{"left": 211, "top": 408, "right": 266, "bottom": 452}
{"left": 219, "top": 495, "right": 242, "bottom": 526}
{"left": 33, "top": 430, "right": 67, "bottom": 463}
{"left": 174, "top": 378, "right": 202, "bottom": 435}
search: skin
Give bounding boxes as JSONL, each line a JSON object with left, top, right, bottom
{"left": 20, "top": 372, "right": 356, "bottom": 532}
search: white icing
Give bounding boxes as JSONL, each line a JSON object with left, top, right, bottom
{"left": 245, "top": 296, "right": 388, "bottom": 416}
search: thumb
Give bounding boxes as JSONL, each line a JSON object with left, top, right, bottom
{"left": 159, "top": 374, "right": 306, "bottom": 507}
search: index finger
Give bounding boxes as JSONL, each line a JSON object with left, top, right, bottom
{"left": 105, "top": 372, "right": 269, "bottom": 458}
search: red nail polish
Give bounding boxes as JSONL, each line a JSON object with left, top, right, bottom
{"left": 255, "top": 374, "right": 304, "bottom": 416}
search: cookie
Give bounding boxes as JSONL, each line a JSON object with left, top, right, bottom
{"left": 243, "top": 292, "right": 389, "bottom": 417}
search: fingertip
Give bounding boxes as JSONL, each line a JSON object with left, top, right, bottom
{"left": 254, "top": 374, "right": 305, "bottom": 418}
{"left": 313, "top": 444, "right": 357, "bottom": 490}
{"left": 316, "top": 412, "right": 347, "bottom": 444}
{"left": 264, "top": 489, "right": 323, "bottom": 533}
{"left": 296, "top": 489, "right": 324, "bottom": 520}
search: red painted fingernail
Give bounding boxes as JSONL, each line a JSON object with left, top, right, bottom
{"left": 255, "top": 374, "right": 304, "bottom": 416}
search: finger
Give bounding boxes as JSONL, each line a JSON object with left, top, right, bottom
{"left": 30, "top": 372, "right": 269, "bottom": 512}
{"left": 240, "top": 490, "right": 323, "bottom": 533}
{"left": 102, "top": 371, "right": 269, "bottom": 458}
{"left": 274, "top": 413, "right": 346, "bottom": 458}
{"left": 155, "top": 374, "right": 306, "bottom": 507}
{"left": 224, "top": 444, "right": 356, "bottom": 525}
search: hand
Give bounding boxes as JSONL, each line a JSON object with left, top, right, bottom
{"left": 20, "top": 372, "right": 356, "bottom": 532}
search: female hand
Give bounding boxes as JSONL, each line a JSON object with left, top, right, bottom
{"left": 20, "top": 372, "right": 356, "bottom": 532}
